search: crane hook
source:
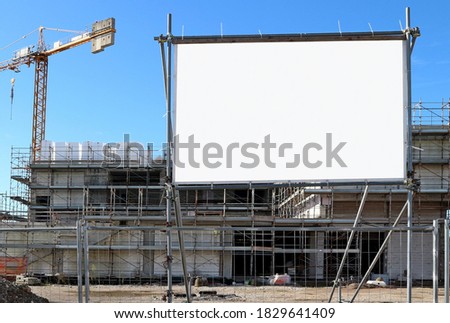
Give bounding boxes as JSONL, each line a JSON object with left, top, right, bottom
{"left": 10, "top": 78, "right": 15, "bottom": 120}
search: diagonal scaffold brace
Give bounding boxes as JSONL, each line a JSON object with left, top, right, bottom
{"left": 166, "top": 183, "right": 192, "bottom": 303}
{"left": 328, "top": 185, "right": 369, "bottom": 303}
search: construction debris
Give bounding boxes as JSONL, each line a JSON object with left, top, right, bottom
{"left": 269, "top": 274, "right": 292, "bottom": 286}
{"left": 366, "top": 277, "right": 387, "bottom": 288}
{"left": 0, "top": 277, "right": 49, "bottom": 303}
{"left": 15, "top": 274, "right": 42, "bottom": 286}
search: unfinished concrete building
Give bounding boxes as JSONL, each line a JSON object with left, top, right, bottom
{"left": 1, "top": 102, "right": 449, "bottom": 285}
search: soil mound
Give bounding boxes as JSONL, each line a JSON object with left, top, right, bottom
{"left": 0, "top": 277, "right": 49, "bottom": 303}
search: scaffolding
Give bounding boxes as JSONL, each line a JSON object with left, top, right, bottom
{"left": 0, "top": 192, "right": 9, "bottom": 219}
{"left": 9, "top": 147, "right": 30, "bottom": 221}
{"left": 412, "top": 100, "right": 450, "bottom": 127}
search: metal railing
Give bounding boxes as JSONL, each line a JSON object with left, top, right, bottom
{"left": 412, "top": 101, "right": 450, "bottom": 126}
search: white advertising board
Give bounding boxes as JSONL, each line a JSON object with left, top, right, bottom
{"left": 173, "top": 39, "right": 407, "bottom": 184}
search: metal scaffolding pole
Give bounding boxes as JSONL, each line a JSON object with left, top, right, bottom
{"left": 445, "top": 218, "right": 449, "bottom": 303}
{"left": 165, "top": 185, "right": 173, "bottom": 303}
{"left": 83, "top": 222, "right": 90, "bottom": 303}
{"left": 164, "top": 13, "right": 174, "bottom": 304}
{"left": 328, "top": 185, "right": 369, "bottom": 302}
{"left": 405, "top": 6, "right": 417, "bottom": 303}
{"left": 433, "top": 219, "right": 439, "bottom": 303}
{"left": 76, "top": 219, "right": 83, "bottom": 303}
{"left": 173, "top": 188, "right": 192, "bottom": 303}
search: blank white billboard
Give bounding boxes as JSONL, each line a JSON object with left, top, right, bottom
{"left": 173, "top": 39, "right": 407, "bottom": 185}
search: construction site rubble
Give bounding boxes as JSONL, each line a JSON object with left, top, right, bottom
{"left": 0, "top": 277, "right": 49, "bottom": 303}
{"left": 269, "top": 273, "right": 292, "bottom": 286}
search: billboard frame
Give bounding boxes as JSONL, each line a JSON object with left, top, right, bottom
{"left": 168, "top": 32, "right": 409, "bottom": 188}
{"left": 155, "top": 8, "right": 421, "bottom": 303}
{"left": 170, "top": 31, "right": 406, "bottom": 44}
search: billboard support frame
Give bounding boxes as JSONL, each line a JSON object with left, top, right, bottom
{"left": 158, "top": 14, "right": 174, "bottom": 304}
{"left": 168, "top": 28, "right": 412, "bottom": 186}
{"left": 158, "top": 13, "right": 192, "bottom": 304}
{"left": 155, "top": 7, "right": 421, "bottom": 303}
{"left": 405, "top": 7, "right": 421, "bottom": 303}
{"left": 167, "top": 31, "right": 406, "bottom": 44}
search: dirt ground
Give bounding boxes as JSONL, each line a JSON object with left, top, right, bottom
{"left": 29, "top": 284, "right": 444, "bottom": 303}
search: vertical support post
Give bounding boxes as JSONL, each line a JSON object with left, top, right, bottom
{"left": 250, "top": 230, "right": 255, "bottom": 280}
{"left": 271, "top": 189, "right": 275, "bottom": 218}
{"left": 316, "top": 232, "right": 325, "bottom": 280}
{"left": 271, "top": 228, "right": 276, "bottom": 276}
{"left": 83, "top": 222, "right": 90, "bottom": 303}
{"left": 166, "top": 13, "right": 173, "bottom": 165}
{"left": 445, "top": 217, "right": 449, "bottom": 303}
{"left": 433, "top": 219, "right": 440, "bottom": 303}
{"left": 223, "top": 189, "right": 227, "bottom": 217}
{"left": 405, "top": 6, "right": 414, "bottom": 303}
{"left": 165, "top": 13, "right": 174, "bottom": 304}
{"left": 76, "top": 219, "right": 83, "bottom": 303}
{"left": 251, "top": 188, "right": 255, "bottom": 217}
{"left": 328, "top": 185, "right": 369, "bottom": 302}
{"left": 337, "top": 278, "right": 342, "bottom": 303}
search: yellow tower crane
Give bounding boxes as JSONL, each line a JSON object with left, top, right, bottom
{"left": 0, "top": 18, "right": 116, "bottom": 161}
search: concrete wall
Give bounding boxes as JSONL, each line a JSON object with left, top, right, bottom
{"left": 387, "top": 231, "right": 433, "bottom": 281}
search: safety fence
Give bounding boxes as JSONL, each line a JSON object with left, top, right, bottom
{"left": 0, "top": 220, "right": 449, "bottom": 303}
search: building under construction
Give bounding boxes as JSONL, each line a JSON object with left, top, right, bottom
{"left": 1, "top": 102, "right": 449, "bottom": 286}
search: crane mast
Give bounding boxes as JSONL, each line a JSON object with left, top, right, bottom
{"left": 32, "top": 55, "right": 48, "bottom": 161}
{"left": 0, "top": 18, "right": 116, "bottom": 161}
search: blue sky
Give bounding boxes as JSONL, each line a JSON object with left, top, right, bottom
{"left": 0, "top": 0, "right": 449, "bottom": 194}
